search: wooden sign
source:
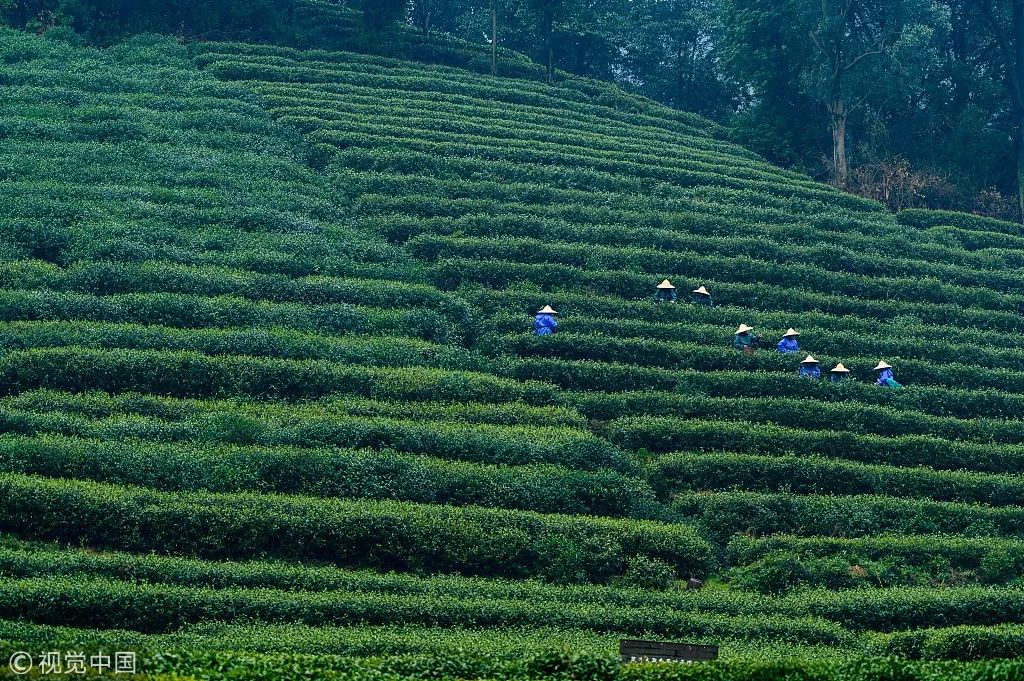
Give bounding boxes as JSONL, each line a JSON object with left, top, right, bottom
{"left": 619, "top": 639, "right": 719, "bottom": 664}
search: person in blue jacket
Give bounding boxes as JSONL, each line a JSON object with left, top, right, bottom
{"left": 654, "top": 279, "right": 678, "bottom": 304}
{"left": 799, "top": 355, "right": 821, "bottom": 379}
{"left": 534, "top": 305, "right": 559, "bottom": 336}
{"left": 829, "top": 363, "right": 851, "bottom": 382}
{"left": 874, "top": 361, "right": 903, "bottom": 388}
{"left": 776, "top": 328, "right": 800, "bottom": 353}
{"left": 691, "top": 286, "right": 713, "bottom": 307}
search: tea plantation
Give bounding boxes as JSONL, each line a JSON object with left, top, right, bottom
{"left": 3, "top": 6, "right": 1024, "bottom": 679}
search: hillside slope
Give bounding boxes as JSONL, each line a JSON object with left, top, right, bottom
{"left": 3, "top": 26, "right": 1024, "bottom": 672}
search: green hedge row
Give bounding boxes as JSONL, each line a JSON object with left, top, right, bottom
{"left": 429, "top": 258, "right": 1024, "bottom": 332}
{"left": 0, "top": 289, "right": 464, "bottom": 343}
{"left": 0, "top": 473, "right": 716, "bottom": 584}
{"left": 0, "top": 260, "right": 472, "bottom": 323}
{"left": 286, "top": 112, "right": 832, "bottom": 201}
{"left": 5, "top": 389, "right": 586, "bottom": 428}
{"left": 571, "top": 392, "right": 1024, "bottom": 446}
{"left": 410, "top": 234, "right": 1022, "bottom": 314}
{"left": 486, "top": 313, "right": 1024, "bottom": 373}
{"left": 0, "top": 541, "right": 745, "bottom": 612}
{"left": 0, "top": 348, "right": 556, "bottom": 404}
{"left": 0, "top": 321, "right": 487, "bottom": 371}
{"left": 612, "top": 418, "right": 1024, "bottom": 475}
{"left": 726, "top": 535, "right": 1024, "bottom": 580}
{"left": 883, "top": 624, "right": 1024, "bottom": 660}
{"left": 0, "top": 405, "right": 630, "bottom": 472}
{"left": 897, "top": 208, "right": 1024, "bottom": 236}
{"left": 550, "top": 367, "right": 1024, "bottom": 421}
{"left": 474, "top": 289, "right": 1024, "bottom": 356}
{"left": 346, "top": 170, "right": 876, "bottom": 234}
{"left": 368, "top": 210, "right": 1021, "bottom": 277}
{"left": 793, "top": 586, "right": 1024, "bottom": 632}
{"left": 272, "top": 101, "right": 757, "bottom": 181}
{"left": 490, "top": 332, "right": 1024, "bottom": 394}
{"left": 649, "top": 452, "right": 1024, "bottom": 507}
{"left": 673, "top": 491, "right": 1024, "bottom": 543}
{"left": 0, "top": 575, "right": 846, "bottom": 644}
{"left": 0, "top": 434, "right": 649, "bottom": 516}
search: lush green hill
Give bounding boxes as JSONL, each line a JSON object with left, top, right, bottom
{"left": 3, "top": 22, "right": 1024, "bottom": 681}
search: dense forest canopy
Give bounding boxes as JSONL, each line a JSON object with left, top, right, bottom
{"left": 4, "top": 0, "right": 1020, "bottom": 221}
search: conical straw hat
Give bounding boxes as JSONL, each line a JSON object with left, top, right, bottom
{"left": 873, "top": 361, "right": 892, "bottom": 371}
{"left": 800, "top": 355, "right": 819, "bottom": 364}
{"left": 692, "top": 286, "right": 710, "bottom": 295}
{"left": 735, "top": 324, "right": 753, "bottom": 334}
{"left": 537, "top": 305, "right": 558, "bottom": 315}
{"left": 831, "top": 363, "right": 850, "bottom": 373}
{"left": 657, "top": 279, "right": 676, "bottom": 289}
{"left": 783, "top": 328, "right": 800, "bottom": 337}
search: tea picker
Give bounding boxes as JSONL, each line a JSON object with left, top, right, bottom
{"left": 534, "top": 305, "right": 559, "bottom": 336}
{"left": 776, "top": 328, "right": 800, "bottom": 354}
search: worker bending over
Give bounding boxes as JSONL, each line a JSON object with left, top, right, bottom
{"left": 534, "top": 305, "right": 559, "bottom": 336}
{"left": 776, "top": 328, "right": 800, "bottom": 353}
{"left": 691, "top": 286, "right": 713, "bottom": 306}
{"left": 799, "top": 355, "right": 821, "bottom": 379}
{"left": 654, "top": 280, "right": 677, "bottom": 304}
{"left": 829, "top": 364, "right": 851, "bottom": 382}
{"left": 734, "top": 324, "right": 761, "bottom": 351}
{"left": 874, "top": 361, "right": 903, "bottom": 388}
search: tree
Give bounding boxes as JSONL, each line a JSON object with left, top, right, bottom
{"left": 723, "top": 0, "right": 944, "bottom": 187}
{"left": 968, "top": 0, "right": 1024, "bottom": 220}
{"left": 528, "top": 0, "right": 561, "bottom": 80}
{"left": 362, "top": 0, "right": 408, "bottom": 31}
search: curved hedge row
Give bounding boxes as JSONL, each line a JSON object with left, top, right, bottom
{"left": 650, "top": 452, "right": 1024, "bottom": 507}
{"left": 0, "top": 348, "right": 556, "bottom": 404}
{"left": 491, "top": 332, "right": 1024, "bottom": 394}
{"left": 0, "top": 576, "right": 847, "bottom": 643}
{"left": 674, "top": 491, "right": 1024, "bottom": 543}
{"left": 0, "top": 473, "right": 715, "bottom": 583}
{"left": 0, "top": 290, "right": 462, "bottom": 344}
{"left": 0, "top": 435, "right": 650, "bottom": 516}
{"left": 429, "top": 259, "right": 1024, "bottom": 331}
{"left": 411, "top": 235, "right": 1022, "bottom": 314}
{"left": 0, "top": 407, "right": 630, "bottom": 472}
{"left": 612, "top": 418, "right": 1024, "bottom": 475}
{"left": 4, "top": 389, "right": 586, "bottom": 428}
{"left": 0, "top": 321, "right": 487, "bottom": 371}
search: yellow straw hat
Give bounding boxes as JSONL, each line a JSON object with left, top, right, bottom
{"left": 735, "top": 324, "right": 753, "bottom": 334}
{"left": 831, "top": 363, "right": 851, "bottom": 373}
{"left": 537, "top": 305, "right": 558, "bottom": 315}
{"left": 800, "top": 355, "right": 819, "bottom": 364}
{"left": 692, "top": 286, "right": 710, "bottom": 296}
{"left": 783, "top": 328, "right": 800, "bottom": 337}
{"left": 657, "top": 279, "right": 676, "bottom": 289}
{"left": 873, "top": 361, "right": 892, "bottom": 371}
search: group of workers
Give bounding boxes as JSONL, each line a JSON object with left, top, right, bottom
{"left": 733, "top": 324, "right": 902, "bottom": 386}
{"left": 532, "top": 280, "right": 904, "bottom": 388}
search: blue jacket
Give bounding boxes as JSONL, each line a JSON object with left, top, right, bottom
{"left": 777, "top": 337, "right": 800, "bottom": 353}
{"left": 876, "top": 369, "right": 903, "bottom": 387}
{"left": 799, "top": 365, "right": 820, "bottom": 379}
{"left": 534, "top": 314, "right": 558, "bottom": 336}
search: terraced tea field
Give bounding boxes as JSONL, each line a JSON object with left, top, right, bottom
{"left": 3, "top": 12, "right": 1024, "bottom": 680}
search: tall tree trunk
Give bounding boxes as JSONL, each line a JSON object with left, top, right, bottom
{"left": 1014, "top": 0, "right": 1024, "bottom": 221}
{"left": 829, "top": 97, "right": 849, "bottom": 187}
{"left": 543, "top": 3, "right": 554, "bottom": 82}
{"left": 979, "top": 0, "right": 1024, "bottom": 221}
{"left": 491, "top": 2, "right": 497, "bottom": 76}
